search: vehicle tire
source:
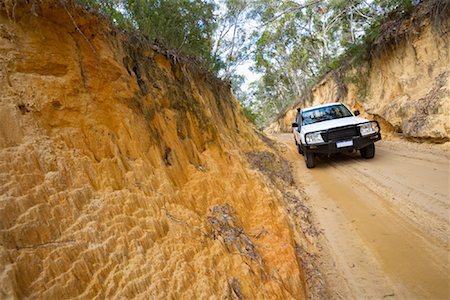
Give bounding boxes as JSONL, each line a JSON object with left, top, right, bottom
{"left": 297, "top": 143, "right": 304, "bottom": 155}
{"left": 304, "top": 152, "right": 316, "bottom": 168}
{"left": 360, "top": 143, "right": 375, "bottom": 159}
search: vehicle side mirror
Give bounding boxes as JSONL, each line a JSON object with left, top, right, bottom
{"left": 292, "top": 122, "right": 298, "bottom": 128}
{"left": 353, "top": 110, "right": 360, "bottom": 116}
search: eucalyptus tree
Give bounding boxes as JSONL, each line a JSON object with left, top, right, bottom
{"left": 80, "top": 0, "right": 217, "bottom": 62}
{"left": 211, "top": 0, "right": 254, "bottom": 76}
{"left": 248, "top": 0, "right": 417, "bottom": 126}
{"left": 126, "top": 0, "right": 216, "bottom": 61}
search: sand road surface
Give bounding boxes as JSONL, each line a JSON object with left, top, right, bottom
{"left": 274, "top": 133, "right": 449, "bottom": 299}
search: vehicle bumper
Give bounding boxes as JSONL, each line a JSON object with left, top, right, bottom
{"left": 304, "top": 133, "right": 381, "bottom": 154}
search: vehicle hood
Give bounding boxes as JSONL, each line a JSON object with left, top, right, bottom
{"left": 302, "top": 116, "right": 368, "bottom": 133}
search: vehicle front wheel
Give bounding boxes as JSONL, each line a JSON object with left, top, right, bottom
{"left": 297, "top": 143, "right": 304, "bottom": 155}
{"left": 360, "top": 143, "right": 375, "bottom": 159}
{"left": 305, "top": 152, "right": 316, "bottom": 168}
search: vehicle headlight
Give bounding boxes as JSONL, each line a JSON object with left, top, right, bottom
{"left": 305, "top": 132, "right": 324, "bottom": 144}
{"left": 359, "top": 122, "right": 376, "bottom": 136}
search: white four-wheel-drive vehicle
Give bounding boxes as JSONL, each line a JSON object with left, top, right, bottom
{"left": 292, "top": 102, "right": 381, "bottom": 168}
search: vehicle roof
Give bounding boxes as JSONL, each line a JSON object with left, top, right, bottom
{"left": 301, "top": 102, "right": 345, "bottom": 113}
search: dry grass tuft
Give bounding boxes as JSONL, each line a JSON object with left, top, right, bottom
{"left": 207, "top": 204, "right": 262, "bottom": 264}
{"left": 372, "top": 0, "right": 450, "bottom": 57}
{"left": 245, "top": 151, "right": 293, "bottom": 186}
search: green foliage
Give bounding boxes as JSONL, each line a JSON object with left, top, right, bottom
{"left": 242, "top": 106, "right": 257, "bottom": 124}
{"left": 211, "top": 0, "right": 255, "bottom": 77}
{"left": 79, "top": 0, "right": 217, "bottom": 63}
{"left": 78, "top": 0, "right": 133, "bottom": 28}
{"left": 127, "top": 0, "right": 216, "bottom": 60}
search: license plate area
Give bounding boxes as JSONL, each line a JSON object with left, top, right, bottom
{"left": 336, "top": 140, "right": 353, "bottom": 148}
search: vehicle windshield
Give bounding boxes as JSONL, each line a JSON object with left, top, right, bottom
{"left": 302, "top": 104, "right": 353, "bottom": 125}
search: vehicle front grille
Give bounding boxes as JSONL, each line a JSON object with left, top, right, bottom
{"left": 321, "top": 126, "right": 359, "bottom": 142}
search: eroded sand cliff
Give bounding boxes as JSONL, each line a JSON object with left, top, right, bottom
{"left": 0, "top": 2, "right": 310, "bottom": 298}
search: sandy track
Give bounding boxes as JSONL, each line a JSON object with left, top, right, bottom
{"left": 274, "top": 133, "right": 449, "bottom": 299}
